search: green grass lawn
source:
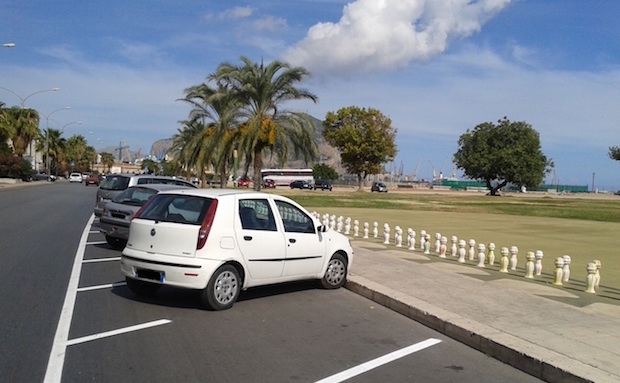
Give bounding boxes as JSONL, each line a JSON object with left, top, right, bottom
{"left": 271, "top": 188, "right": 620, "bottom": 300}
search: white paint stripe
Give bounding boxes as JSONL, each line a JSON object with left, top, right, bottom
{"left": 86, "top": 241, "right": 107, "bottom": 245}
{"left": 66, "top": 319, "right": 171, "bottom": 346}
{"left": 44, "top": 214, "right": 94, "bottom": 383}
{"left": 314, "top": 338, "right": 442, "bottom": 383}
{"left": 88, "top": 231, "right": 99, "bottom": 234}
{"left": 82, "top": 257, "right": 121, "bottom": 263}
{"left": 77, "top": 282, "right": 126, "bottom": 292}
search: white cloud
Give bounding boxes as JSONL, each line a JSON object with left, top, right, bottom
{"left": 252, "top": 16, "right": 288, "bottom": 32}
{"left": 218, "top": 6, "right": 255, "bottom": 20}
{"left": 283, "top": 0, "right": 512, "bottom": 76}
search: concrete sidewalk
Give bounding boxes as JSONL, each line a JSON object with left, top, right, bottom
{"left": 345, "top": 240, "right": 620, "bottom": 383}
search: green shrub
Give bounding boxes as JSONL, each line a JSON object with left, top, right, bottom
{"left": 0, "top": 154, "right": 35, "bottom": 180}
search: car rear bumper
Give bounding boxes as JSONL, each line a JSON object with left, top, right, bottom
{"left": 99, "top": 218, "right": 129, "bottom": 239}
{"left": 120, "top": 248, "right": 222, "bottom": 290}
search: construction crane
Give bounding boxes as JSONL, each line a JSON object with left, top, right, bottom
{"left": 115, "top": 140, "right": 130, "bottom": 163}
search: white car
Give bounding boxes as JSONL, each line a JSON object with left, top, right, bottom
{"left": 121, "top": 189, "right": 353, "bottom": 310}
{"left": 69, "top": 172, "right": 83, "bottom": 183}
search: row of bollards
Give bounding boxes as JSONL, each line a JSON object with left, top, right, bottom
{"left": 317, "top": 214, "right": 603, "bottom": 294}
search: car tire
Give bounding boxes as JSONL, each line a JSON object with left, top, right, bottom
{"left": 106, "top": 235, "right": 127, "bottom": 250}
{"left": 126, "top": 277, "right": 161, "bottom": 296}
{"left": 320, "top": 253, "right": 348, "bottom": 289}
{"left": 201, "top": 264, "right": 241, "bottom": 311}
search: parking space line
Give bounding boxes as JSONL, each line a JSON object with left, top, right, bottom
{"left": 66, "top": 319, "right": 171, "bottom": 346}
{"left": 88, "top": 230, "right": 100, "bottom": 234}
{"left": 77, "top": 282, "right": 126, "bottom": 292}
{"left": 314, "top": 338, "right": 442, "bottom": 383}
{"left": 44, "top": 214, "right": 94, "bottom": 383}
{"left": 82, "top": 257, "right": 121, "bottom": 263}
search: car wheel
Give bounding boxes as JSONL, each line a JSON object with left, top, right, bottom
{"left": 201, "top": 264, "right": 240, "bottom": 311}
{"left": 320, "top": 253, "right": 348, "bottom": 289}
{"left": 126, "top": 277, "right": 160, "bottom": 296}
{"left": 106, "top": 235, "right": 127, "bottom": 250}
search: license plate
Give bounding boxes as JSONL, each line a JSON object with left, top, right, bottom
{"left": 136, "top": 268, "right": 164, "bottom": 282}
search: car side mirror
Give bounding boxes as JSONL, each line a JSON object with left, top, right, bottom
{"left": 318, "top": 225, "right": 327, "bottom": 233}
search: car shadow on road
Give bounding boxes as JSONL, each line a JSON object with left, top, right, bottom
{"left": 111, "top": 279, "right": 321, "bottom": 310}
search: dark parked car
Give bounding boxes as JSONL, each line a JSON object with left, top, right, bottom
{"left": 290, "top": 180, "right": 313, "bottom": 189}
{"left": 314, "top": 179, "right": 332, "bottom": 191}
{"left": 32, "top": 173, "right": 56, "bottom": 182}
{"left": 371, "top": 182, "right": 388, "bottom": 192}
{"left": 99, "top": 184, "right": 192, "bottom": 249}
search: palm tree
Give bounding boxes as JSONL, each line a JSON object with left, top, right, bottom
{"left": 100, "top": 152, "right": 115, "bottom": 173}
{"left": 213, "top": 57, "right": 319, "bottom": 190}
{"left": 2, "top": 106, "right": 40, "bottom": 157}
{"left": 178, "top": 83, "right": 242, "bottom": 188}
{"left": 36, "top": 128, "right": 65, "bottom": 175}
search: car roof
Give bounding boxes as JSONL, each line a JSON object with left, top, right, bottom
{"left": 157, "top": 188, "right": 278, "bottom": 199}
{"left": 126, "top": 184, "right": 194, "bottom": 191}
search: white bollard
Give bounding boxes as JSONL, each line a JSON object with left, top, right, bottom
{"left": 450, "top": 236, "right": 458, "bottom": 257}
{"left": 344, "top": 217, "right": 351, "bottom": 235}
{"left": 419, "top": 230, "right": 427, "bottom": 250}
{"left": 534, "top": 250, "right": 544, "bottom": 276}
{"left": 468, "top": 239, "right": 476, "bottom": 261}
{"left": 353, "top": 219, "right": 359, "bottom": 236}
{"left": 487, "top": 243, "right": 495, "bottom": 266}
{"left": 499, "top": 247, "right": 509, "bottom": 273}
{"left": 477, "top": 243, "right": 486, "bottom": 267}
{"left": 509, "top": 246, "right": 519, "bottom": 270}
{"left": 553, "top": 257, "right": 564, "bottom": 285}
{"left": 383, "top": 224, "right": 390, "bottom": 244}
{"left": 594, "top": 260, "right": 602, "bottom": 290}
{"left": 561, "top": 255, "right": 571, "bottom": 283}
{"left": 457, "top": 240, "right": 467, "bottom": 263}
{"left": 585, "top": 262, "right": 597, "bottom": 293}
{"left": 363, "top": 222, "right": 369, "bottom": 239}
{"left": 434, "top": 233, "right": 441, "bottom": 254}
{"left": 373, "top": 222, "right": 378, "bottom": 238}
{"left": 439, "top": 236, "right": 447, "bottom": 258}
{"left": 423, "top": 234, "right": 431, "bottom": 254}
{"left": 525, "top": 251, "right": 535, "bottom": 279}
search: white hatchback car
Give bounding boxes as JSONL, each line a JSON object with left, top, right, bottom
{"left": 69, "top": 172, "right": 83, "bottom": 183}
{"left": 121, "top": 189, "right": 353, "bottom": 310}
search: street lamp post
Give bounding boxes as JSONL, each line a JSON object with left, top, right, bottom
{"left": 44, "top": 107, "right": 71, "bottom": 173}
{"left": 0, "top": 87, "right": 60, "bottom": 108}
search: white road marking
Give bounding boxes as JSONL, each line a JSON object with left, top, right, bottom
{"left": 77, "top": 282, "right": 126, "bottom": 292}
{"left": 66, "top": 319, "right": 171, "bottom": 346}
{"left": 86, "top": 240, "right": 107, "bottom": 245}
{"left": 314, "top": 338, "right": 442, "bottom": 383}
{"left": 88, "top": 230, "right": 99, "bottom": 234}
{"left": 44, "top": 214, "right": 94, "bottom": 383}
{"left": 82, "top": 257, "right": 121, "bottom": 263}
{"left": 44, "top": 215, "right": 170, "bottom": 383}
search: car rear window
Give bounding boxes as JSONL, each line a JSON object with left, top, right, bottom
{"left": 113, "top": 187, "right": 158, "bottom": 206}
{"left": 137, "top": 194, "right": 213, "bottom": 224}
{"left": 100, "top": 175, "right": 130, "bottom": 191}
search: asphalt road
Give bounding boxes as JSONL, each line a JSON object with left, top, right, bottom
{"left": 0, "top": 182, "right": 541, "bottom": 382}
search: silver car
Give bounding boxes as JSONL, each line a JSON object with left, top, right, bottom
{"left": 99, "top": 184, "right": 192, "bottom": 249}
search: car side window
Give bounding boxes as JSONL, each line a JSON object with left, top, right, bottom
{"left": 238, "top": 199, "right": 277, "bottom": 231}
{"left": 274, "top": 201, "right": 315, "bottom": 234}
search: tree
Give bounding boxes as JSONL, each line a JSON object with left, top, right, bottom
{"left": 453, "top": 117, "right": 553, "bottom": 196}
{"left": 100, "top": 152, "right": 115, "bottom": 173}
{"left": 213, "top": 57, "right": 319, "bottom": 191}
{"left": 313, "top": 163, "right": 338, "bottom": 180}
{"left": 322, "top": 106, "right": 398, "bottom": 191}
{"left": 1, "top": 106, "right": 40, "bottom": 157}
{"left": 609, "top": 146, "right": 620, "bottom": 161}
{"left": 176, "top": 83, "right": 241, "bottom": 188}
{"left": 36, "top": 128, "right": 65, "bottom": 175}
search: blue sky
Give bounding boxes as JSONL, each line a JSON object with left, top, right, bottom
{"left": 1, "top": 0, "right": 619, "bottom": 190}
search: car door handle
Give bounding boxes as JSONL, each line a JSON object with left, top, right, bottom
{"left": 244, "top": 236, "right": 252, "bottom": 241}
{"left": 289, "top": 238, "right": 296, "bottom": 243}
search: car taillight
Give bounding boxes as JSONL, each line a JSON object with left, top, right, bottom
{"left": 197, "top": 199, "right": 218, "bottom": 250}
{"left": 132, "top": 198, "right": 154, "bottom": 220}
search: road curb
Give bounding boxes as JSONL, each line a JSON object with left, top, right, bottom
{"left": 345, "top": 275, "right": 608, "bottom": 383}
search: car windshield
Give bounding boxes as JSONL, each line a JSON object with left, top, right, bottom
{"left": 113, "top": 187, "right": 158, "bottom": 206}
{"left": 137, "top": 194, "right": 213, "bottom": 224}
{"left": 100, "top": 175, "right": 130, "bottom": 191}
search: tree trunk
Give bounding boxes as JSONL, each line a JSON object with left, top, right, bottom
{"left": 357, "top": 173, "right": 364, "bottom": 191}
{"left": 486, "top": 179, "right": 508, "bottom": 196}
{"left": 253, "top": 147, "right": 263, "bottom": 191}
